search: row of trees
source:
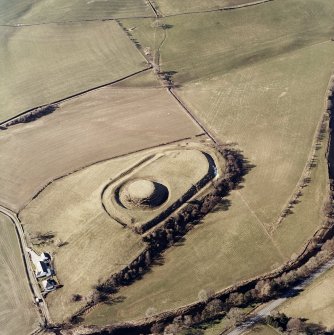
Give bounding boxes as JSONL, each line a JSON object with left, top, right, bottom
{"left": 145, "top": 235, "right": 334, "bottom": 335}
{"left": 266, "top": 313, "right": 333, "bottom": 335}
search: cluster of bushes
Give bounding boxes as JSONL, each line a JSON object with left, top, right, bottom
{"left": 116, "top": 20, "right": 142, "bottom": 50}
{"left": 30, "top": 231, "right": 56, "bottom": 246}
{"left": 4, "top": 104, "right": 58, "bottom": 127}
{"left": 266, "top": 313, "right": 334, "bottom": 335}
{"left": 327, "top": 80, "right": 334, "bottom": 115}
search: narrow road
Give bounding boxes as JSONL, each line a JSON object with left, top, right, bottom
{"left": 0, "top": 205, "right": 51, "bottom": 328}
{"left": 224, "top": 258, "right": 334, "bottom": 335}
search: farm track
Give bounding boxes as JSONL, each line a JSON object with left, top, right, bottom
{"left": 0, "top": 205, "right": 50, "bottom": 331}
{"left": 119, "top": 0, "right": 221, "bottom": 146}
{"left": 236, "top": 191, "right": 285, "bottom": 260}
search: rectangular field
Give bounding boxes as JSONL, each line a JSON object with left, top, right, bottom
{"left": 0, "top": 213, "right": 39, "bottom": 335}
{"left": 0, "top": 21, "right": 147, "bottom": 121}
{"left": 179, "top": 41, "right": 334, "bottom": 230}
{"left": 0, "top": 86, "right": 202, "bottom": 212}
{"left": 0, "top": 0, "right": 153, "bottom": 25}
{"left": 122, "top": 0, "right": 334, "bottom": 84}
{"left": 152, "top": 0, "right": 260, "bottom": 15}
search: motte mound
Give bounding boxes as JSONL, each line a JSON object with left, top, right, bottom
{"left": 119, "top": 179, "right": 169, "bottom": 209}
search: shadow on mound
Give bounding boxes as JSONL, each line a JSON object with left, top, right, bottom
{"left": 118, "top": 179, "right": 169, "bottom": 210}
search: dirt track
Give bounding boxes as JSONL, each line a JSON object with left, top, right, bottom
{"left": 0, "top": 205, "right": 49, "bottom": 332}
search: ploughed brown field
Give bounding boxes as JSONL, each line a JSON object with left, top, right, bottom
{"left": 0, "top": 86, "right": 202, "bottom": 212}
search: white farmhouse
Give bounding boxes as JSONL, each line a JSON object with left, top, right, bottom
{"left": 35, "top": 260, "right": 53, "bottom": 279}
{"left": 27, "top": 248, "right": 54, "bottom": 279}
{"left": 41, "top": 278, "right": 57, "bottom": 292}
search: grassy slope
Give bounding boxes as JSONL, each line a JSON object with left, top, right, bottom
{"left": 20, "top": 153, "right": 148, "bottom": 322}
{"left": 280, "top": 266, "right": 334, "bottom": 329}
{"left": 0, "top": 21, "right": 147, "bottom": 121}
{"left": 85, "top": 191, "right": 283, "bottom": 324}
{"left": 273, "top": 126, "right": 329, "bottom": 257}
{"left": 0, "top": 0, "right": 153, "bottom": 24}
{"left": 122, "top": 0, "right": 334, "bottom": 83}
{"left": 179, "top": 42, "right": 333, "bottom": 229}
{"left": 0, "top": 213, "right": 39, "bottom": 334}
{"left": 152, "top": 0, "right": 261, "bottom": 15}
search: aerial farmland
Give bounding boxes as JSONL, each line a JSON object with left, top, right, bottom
{"left": 1, "top": 1, "right": 334, "bottom": 335}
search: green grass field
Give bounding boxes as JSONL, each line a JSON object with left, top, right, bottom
{"left": 0, "top": 213, "right": 39, "bottom": 334}
{"left": 279, "top": 266, "right": 334, "bottom": 330}
{"left": 122, "top": 0, "right": 334, "bottom": 83}
{"left": 0, "top": 0, "right": 153, "bottom": 24}
{"left": 179, "top": 41, "right": 333, "bottom": 230}
{"left": 151, "top": 0, "right": 260, "bottom": 16}
{"left": 0, "top": 21, "right": 147, "bottom": 121}
{"left": 245, "top": 325, "right": 282, "bottom": 335}
{"left": 273, "top": 125, "right": 329, "bottom": 257}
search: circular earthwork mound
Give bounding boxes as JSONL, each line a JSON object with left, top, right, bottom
{"left": 119, "top": 179, "right": 169, "bottom": 209}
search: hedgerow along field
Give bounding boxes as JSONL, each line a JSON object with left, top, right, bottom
{"left": 0, "top": 86, "right": 202, "bottom": 212}
{"left": 279, "top": 266, "right": 334, "bottom": 330}
{"left": 0, "top": 21, "right": 147, "bottom": 122}
{"left": 83, "top": 0, "right": 334, "bottom": 324}
{"left": 0, "top": 0, "right": 153, "bottom": 25}
{"left": 0, "top": 213, "right": 39, "bottom": 335}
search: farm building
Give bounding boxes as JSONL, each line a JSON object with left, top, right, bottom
{"left": 36, "top": 260, "right": 53, "bottom": 279}
{"left": 27, "top": 248, "right": 54, "bottom": 279}
{"left": 42, "top": 279, "right": 57, "bottom": 292}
